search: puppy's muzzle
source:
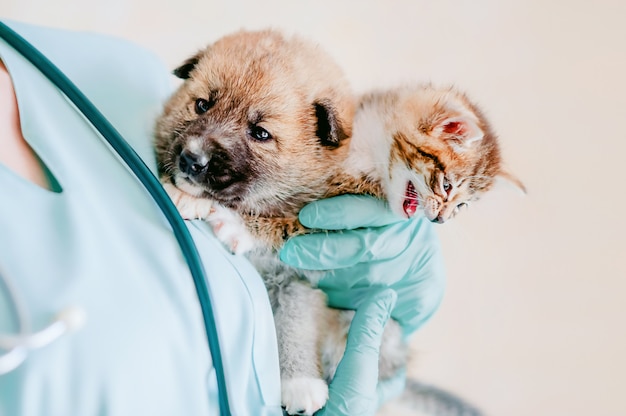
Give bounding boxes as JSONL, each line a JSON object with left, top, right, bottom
{"left": 177, "top": 147, "right": 240, "bottom": 192}
{"left": 179, "top": 149, "right": 209, "bottom": 178}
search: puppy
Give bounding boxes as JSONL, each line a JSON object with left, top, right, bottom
{"left": 155, "top": 29, "right": 401, "bottom": 415}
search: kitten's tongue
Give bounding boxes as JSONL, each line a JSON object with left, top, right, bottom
{"left": 403, "top": 181, "right": 418, "bottom": 217}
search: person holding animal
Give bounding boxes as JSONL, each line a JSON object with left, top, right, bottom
{"left": 0, "top": 20, "right": 451, "bottom": 416}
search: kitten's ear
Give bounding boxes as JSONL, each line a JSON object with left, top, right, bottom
{"left": 434, "top": 116, "right": 484, "bottom": 147}
{"left": 173, "top": 52, "right": 203, "bottom": 79}
{"left": 314, "top": 99, "right": 349, "bottom": 147}
{"left": 498, "top": 169, "right": 527, "bottom": 194}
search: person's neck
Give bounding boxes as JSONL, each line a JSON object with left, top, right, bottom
{"left": 0, "top": 59, "right": 50, "bottom": 189}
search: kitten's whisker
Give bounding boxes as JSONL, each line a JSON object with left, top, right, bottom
{"left": 388, "top": 191, "right": 426, "bottom": 205}
{"left": 410, "top": 176, "right": 430, "bottom": 196}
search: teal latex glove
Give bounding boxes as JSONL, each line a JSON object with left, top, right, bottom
{"left": 317, "top": 288, "right": 398, "bottom": 416}
{"left": 280, "top": 195, "right": 446, "bottom": 338}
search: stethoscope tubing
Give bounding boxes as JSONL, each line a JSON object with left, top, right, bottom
{"left": 0, "top": 21, "right": 231, "bottom": 416}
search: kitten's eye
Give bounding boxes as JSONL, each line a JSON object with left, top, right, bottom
{"left": 249, "top": 125, "right": 273, "bottom": 141}
{"left": 443, "top": 178, "right": 452, "bottom": 195}
{"left": 457, "top": 202, "right": 468, "bottom": 210}
{"left": 195, "top": 98, "right": 214, "bottom": 114}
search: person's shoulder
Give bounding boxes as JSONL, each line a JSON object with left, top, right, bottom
{"left": 1, "top": 19, "right": 173, "bottom": 102}
{"left": 2, "top": 20, "right": 163, "bottom": 72}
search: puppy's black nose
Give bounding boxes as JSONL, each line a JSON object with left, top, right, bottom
{"left": 179, "top": 149, "right": 209, "bottom": 177}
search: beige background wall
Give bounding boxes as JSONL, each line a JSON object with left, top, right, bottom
{"left": 3, "top": 1, "right": 625, "bottom": 415}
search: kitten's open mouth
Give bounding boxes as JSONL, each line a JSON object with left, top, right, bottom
{"left": 403, "top": 181, "right": 419, "bottom": 217}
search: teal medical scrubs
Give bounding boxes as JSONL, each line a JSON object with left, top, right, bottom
{"left": 0, "top": 20, "right": 282, "bottom": 416}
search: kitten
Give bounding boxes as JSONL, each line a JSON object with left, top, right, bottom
{"left": 343, "top": 83, "right": 524, "bottom": 222}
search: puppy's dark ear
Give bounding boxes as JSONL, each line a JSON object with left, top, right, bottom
{"left": 173, "top": 53, "right": 202, "bottom": 79}
{"left": 314, "top": 99, "right": 348, "bottom": 147}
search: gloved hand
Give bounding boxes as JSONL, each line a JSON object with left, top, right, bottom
{"left": 280, "top": 195, "right": 446, "bottom": 414}
{"left": 316, "top": 288, "right": 399, "bottom": 416}
{"left": 279, "top": 194, "right": 446, "bottom": 338}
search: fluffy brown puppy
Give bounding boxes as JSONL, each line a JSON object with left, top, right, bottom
{"left": 155, "top": 30, "right": 380, "bottom": 415}
{"left": 155, "top": 29, "right": 354, "bottom": 220}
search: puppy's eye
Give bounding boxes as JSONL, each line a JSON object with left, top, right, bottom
{"left": 195, "top": 98, "right": 213, "bottom": 115}
{"left": 249, "top": 125, "right": 272, "bottom": 141}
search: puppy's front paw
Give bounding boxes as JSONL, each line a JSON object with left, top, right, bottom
{"left": 207, "top": 204, "right": 257, "bottom": 255}
{"left": 281, "top": 377, "right": 329, "bottom": 415}
{"left": 162, "top": 182, "right": 213, "bottom": 220}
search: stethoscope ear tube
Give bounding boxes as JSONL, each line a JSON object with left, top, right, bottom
{"left": 0, "top": 22, "right": 231, "bottom": 416}
{"left": 0, "top": 305, "right": 87, "bottom": 375}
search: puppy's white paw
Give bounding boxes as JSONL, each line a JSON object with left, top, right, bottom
{"left": 207, "top": 204, "right": 256, "bottom": 255}
{"left": 281, "top": 377, "right": 329, "bottom": 415}
{"left": 163, "top": 182, "right": 213, "bottom": 220}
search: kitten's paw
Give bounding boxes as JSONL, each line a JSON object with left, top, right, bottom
{"left": 281, "top": 377, "right": 329, "bottom": 415}
{"left": 207, "top": 204, "right": 256, "bottom": 255}
{"left": 162, "top": 182, "right": 212, "bottom": 220}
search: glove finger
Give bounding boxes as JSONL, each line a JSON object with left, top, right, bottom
{"left": 318, "top": 256, "right": 412, "bottom": 292}
{"left": 323, "top": 287, "right": 377, "bottom": 310}
{"left": 280, "top": 230, "right": 370, "bottom": 270}
{"left": 321, "top": 289, "right": 397, "bottom": 416}
{"left": 280, "top": 219, "right": 420, "bottom": 270}
{"left": 298, "top": 195, "right": 403, "bottom": 230}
